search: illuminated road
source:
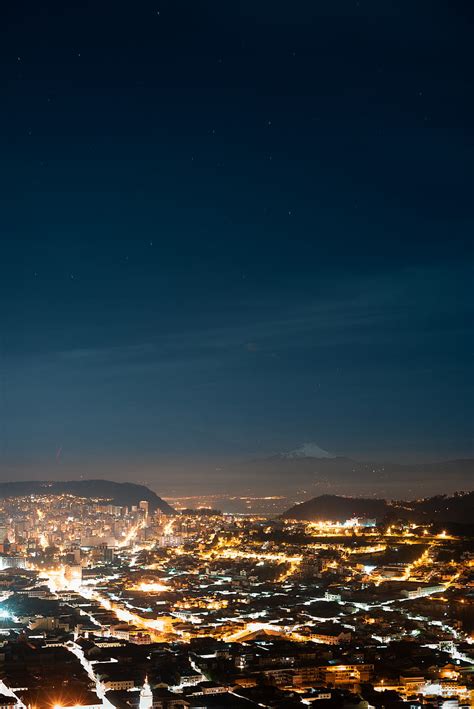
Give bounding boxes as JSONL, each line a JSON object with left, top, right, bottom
{"left": 117, "top": 517, "right": 146, "bottom": 548}
{"left": 66, "top": 640, "right": 106, "bottom": 700}
{"left": 41, "top": 516, "right": 177, "bottom": 643}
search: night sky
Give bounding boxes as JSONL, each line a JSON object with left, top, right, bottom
{"left": 1, "top": 1, "right": 472, "bottom": 487}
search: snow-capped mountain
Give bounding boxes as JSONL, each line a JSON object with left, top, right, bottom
{"left": 280, "top": 442, "right": 336, "bottom": 459}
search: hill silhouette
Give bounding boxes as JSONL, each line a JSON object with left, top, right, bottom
{"left": 0, "top": 479, "right": 174, "bottom": 514}
{"left": 282, "top": 491, "right": 474, "bottom": 525}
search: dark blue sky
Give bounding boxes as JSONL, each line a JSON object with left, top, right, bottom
{"left": 1, "top": 0, "right": 472, "bottom": 482}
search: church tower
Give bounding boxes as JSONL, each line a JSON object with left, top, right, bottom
{"left": 140, "top": 676, "right": 153, "bottom": 709}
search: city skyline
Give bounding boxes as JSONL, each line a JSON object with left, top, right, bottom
{"left": 0, "top": 483, "right": 472, "bottom": 705}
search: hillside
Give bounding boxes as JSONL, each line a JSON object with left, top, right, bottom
{"left": 0, "top": 480, "right": 174, "bottom": 514}
{"left": 282, "top": 494, "right": 390, "bottom": 522}
{"left": 282, "top": 491, "right": 474, "bottom": 525}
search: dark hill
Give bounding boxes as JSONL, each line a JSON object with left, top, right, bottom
{"left": 413, "top": 492, "right": 474, "bottom": 523}
{"left": 0, "top": 480, "right": 174, "bottom": 514}
{"left": 282, "top": 492, "right": 474, "bottom": 525}
{"left": 282, "top": 494, "right": 389, "bottom": 522}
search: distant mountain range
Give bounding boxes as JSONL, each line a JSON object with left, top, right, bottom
{"left": 0, "top": 480, "right": 174, "bottom": 514}
{"left": 282, "top": 491, "right": 474, "bottom": 525}
{"left": 225, "top": 454, "right": 474, "bottom": 498}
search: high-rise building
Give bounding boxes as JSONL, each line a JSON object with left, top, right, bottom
{"left": 65, "top": 564, "right": 82, "bottom": 584}
{"left": 139, "top": 500, "right": 149, "bottom": 518}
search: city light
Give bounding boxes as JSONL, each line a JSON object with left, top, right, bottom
{"left": 0, "top": 489, "right": 470, "bottom": 705}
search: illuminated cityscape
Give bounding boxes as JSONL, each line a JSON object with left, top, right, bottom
{"left": 2, "top": 0, "right": 472, "bottom": 707}
{"left": 0, "top": 488, "right": 472, "bottom": 707}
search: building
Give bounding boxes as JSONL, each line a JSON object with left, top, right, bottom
{"left": 0, "top": 694, "right": 19, "bottom": 709}
{"left": 140, "top": 678, "right": 153, "bottom": 709}
{"left": 324, "top": 591, "right": 342, "bottom": 602}
{"left": 139, "top": 501, "right": 150, "bottom": 518}
{"left": 316, "top": 664, "right": 374, "bottom": 686}
{"left": 401, "top": 584, "right": 445, "bottom": 599}
{"left": 65, "top": 563, "right": 83, "bottom": 584}
{"left": 310, "top": 627, "right": 351, "bottom": 645}
{"left": 0, "top": 556, "right": 27, "bottom": 571}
